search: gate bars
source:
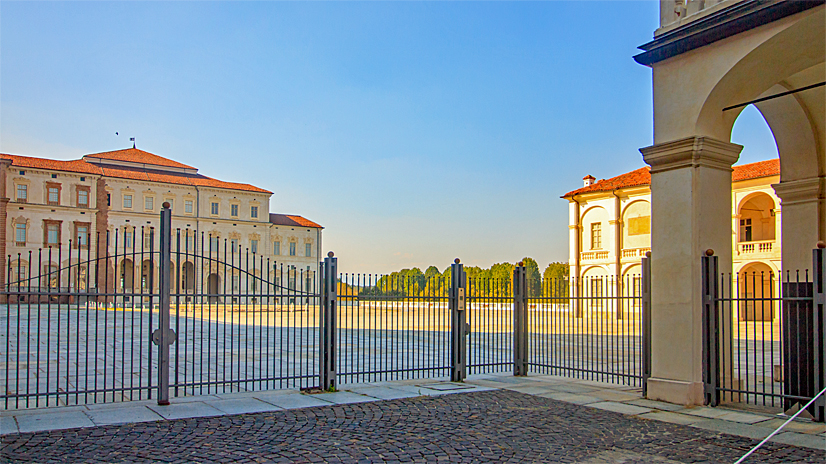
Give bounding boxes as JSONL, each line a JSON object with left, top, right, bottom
{"left": 702, "top": 246, "right": 825, "bottom": 422}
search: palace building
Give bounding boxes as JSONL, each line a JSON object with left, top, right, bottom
{"left": 0, "top": 147, "right": 322, "bottom": 297}
{"left": 563, "top": 158, "right": 781, "bottom": 319}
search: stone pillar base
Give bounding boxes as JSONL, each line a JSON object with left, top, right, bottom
{"left": 646, "top": 378, "right": 704, "bottom": 406}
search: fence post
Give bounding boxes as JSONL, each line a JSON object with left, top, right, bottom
{"left": 450, "top": 259, "right": 467, "bottom": 382}
{"left": 513, "top": 263, "right": 528, "bottom": 376}
{"left": 152, "top": 203, "right": 175, "bottom": 405}
{"left": 813, "top": 243, "right": 825, "bottom": 422}
{"left": 320, "top": 252, "right": 337, "bottom": 391}
{"left": 641, "top": 252, "right": 652, "bottom": 396}
{"left": 701, "top": 250, "right": 720, "bottom": 407}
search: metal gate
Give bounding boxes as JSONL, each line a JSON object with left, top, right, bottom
{"left": 702, "top": 247, "right": 825, "bottom": 422}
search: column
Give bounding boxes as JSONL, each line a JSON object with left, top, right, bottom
{"left": 640, "top": 136, "right": 742, "bottom": 406}
{"left": 772, "top": 177, "right": 824, "bottom": 275}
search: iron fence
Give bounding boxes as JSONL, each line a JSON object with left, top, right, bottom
{"left": 702, "top": 249, "right": 825, "bottom": 422}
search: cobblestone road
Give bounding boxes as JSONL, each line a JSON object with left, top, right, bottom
{"left": 2, "top": 390, "right": 822, "bottom": 463}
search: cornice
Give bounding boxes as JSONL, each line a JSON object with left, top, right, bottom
{"left": 771, "top": 177, "right": 825, "bottom": 205}
{"left": 634, "top": 0, "right": 824, "bottom": 66}
{"left": 641, "top": 136, "right": 743, "bottom": 175}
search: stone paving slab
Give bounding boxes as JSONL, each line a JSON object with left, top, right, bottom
{"left": 585, "top": 401, "right": 653, "bottom": 415}
{"left": 258, "top": 392, "right": 333, "bottom": 409}
{"left": 537, "top": 391, "right": 604, "bottom": 404}
{"left": 346, "top": 385, "right": 420, "bottom": 400}
{"left": 1, "top": 390, "right": 821, "bottom": 463}
{"left": 313, "top": 391, "right": 377, "bottom": 404}
{"left": 770, "top": 431, "right": 826, "bottom": 450}
{"left": 0, "top": 416, "right": 17, "bottom": 435}
{"left": 16, "top": 410, "right": 94, "bottom": 433}
{"left": 204, "top": 397, "right": 284, "bottom": 415}
{"left": 86, "top": 406, "right": 163, "bottom": 426}
{"left": 146, "top": 402, "right": 223, "bottom": 420}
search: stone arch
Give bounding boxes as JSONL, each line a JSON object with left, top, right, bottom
{"left": 119, "top": 258, "right": 135, "bottom": 291}
{"left": 737, "top": 261, "right": 777, "bottom": 322}
{"left": 736, "top": 192, "right": 777, "bottom": 243}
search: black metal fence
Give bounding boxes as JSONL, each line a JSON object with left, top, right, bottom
{"left": 2, "top": 205, "right": 652, "bottom": 410}
{"left": 702, "top": 248, "right": 825, "bottom": 422}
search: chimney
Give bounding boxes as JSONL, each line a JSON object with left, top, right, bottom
{"left": 583, "top": 175, "right": 596, "bottom": 187}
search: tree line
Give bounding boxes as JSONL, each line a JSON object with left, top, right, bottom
{"left": 344, "top": 259, "right": 569, "bottom": 299}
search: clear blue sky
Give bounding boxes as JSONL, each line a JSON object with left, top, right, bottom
{"left": 0, "top": 1, "right": 778, "bottom": 273}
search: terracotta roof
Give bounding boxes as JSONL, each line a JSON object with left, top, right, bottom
{"left": 269, "top": 213, "right": 322, "bottom": 229}
{"left": 84, "top": 148, "right": 196, "bottom": 170}
{"left": 732, "top": 159, "right": 780, "bottom": 182}
{"left": 563, "top": 159, "right": 779, "bottom": 198}
{"left": 0, "top": 152, "right": 272, "bottom": 194}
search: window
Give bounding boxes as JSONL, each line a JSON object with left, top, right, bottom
{"left": 124, "top": 194, "right": 133, "bottom": 209}
{"left": 289, "top": 242, "right": 296, "bottom": 256}
{"left": 77, "top": 188, "right": 89, "bottom": 208}
{"left": 107, "top": 193, "right": 111, "bottom": 206}
{"left": 211, "top": 202, "right": 219, "bottom": 215}
{"left": 250, "top": 206, "right": 258, "bottom": 218}
{"left": 231, "top": 239, "right": 239, "bottom": 253}
{"left": 75, "top": 224, "right": 89, "bottom": 248}
{"left": 185, "top": 200, "right": 193, "bottom": 214}
{"left": 125, "top": 230, "right": 134, "bottom": 248}
{"left": 47, "top": 186, "right": 60, "bottom": 205}
{"left": 16, "top": 185, "right": 27, "bottom": 202}
{"left": 210, "top": 236, "right": 220, "bottom": 253}
{"left": 305, "top": 243, "right": 312, "bottom": 257}
{"left": 144, "top": 233, "right": 152, "bottom": 249}
{"left": 231, "top": 204, "right": 239, "bottom": 217}
{"left": 740, "top": 218, "right": 753, "bottom": 242}
{"left": 145, "top": 196, "right": 154, "bottom": 211}
{"left": 251, "top": 240, "right": 258, "bottom": 254}
{"left": 15, "top": 223, "right": 26, "bottom": 246}
{"left": 185, "top": 232, "right": 194, "bottom": 251}
{"left": 17, "top": 264, "right": 28, "bottom": 283}
{"left": 273, "top": 241, "right": 280, "bottom": 255}
{"left": 46, "top": 222, "right": 60, "bottom": 246}
{"left": 44, "top": 265, "right": 58, "bottom": 288}
{"left": 590, "top": 223, "right": 602, "bottom": 250}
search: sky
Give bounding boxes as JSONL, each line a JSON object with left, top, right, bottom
{"left": 0, "top": 1, "right": 779, "bottom": 274}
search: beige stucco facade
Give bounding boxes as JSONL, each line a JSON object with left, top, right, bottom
{"left": 0, "top": 148, "right": 323, "bottom": 298}
{"left": 635, "top": 0, "right": 825, "bottom": 405}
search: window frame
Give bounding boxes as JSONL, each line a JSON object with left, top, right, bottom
{"left": 144, "top": 196, "right": 154, "bottom": 211}
{"left": 15, "top": 223, "right": 26, "bottom": 246}
{"left": 46, "top": 182, "right": 61, "bottom": 206}
{"left": 230, "top": 204, "right": 239, "bottom": 217}
{"left": 44, "top": 220, "right": 62, "bottom": 247}
{"left": 210, "top": 202, "right": 219, "bottom": 215}
{"left": 16, "top": 184, "right": 27, "bottom": 203}
{"left": 289, "top": 242, "right": 296, "bottom": 256}
{"left": 185, "top": 200, "right": 194, "bottom": 214}
{"left": 590, "top": 222, "right": 602, "bottom": 250}
{"left": 250, "top": 206, "right": 258, "bottom": 218}
{"left": 305, "top": 242, "right": 312, "bottom": 257}
{"left": 76, "top": 186, "right": 90, "bottom": 208}
{"left": 123, "top": 194, "right": 133, "bottom": 209}
{"left": 273, "top": 241, "right": 280, "bottom": 256}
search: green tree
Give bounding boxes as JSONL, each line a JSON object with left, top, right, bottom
{"left": 521, "top": 257, "right": 542, "bottom": 297}
{"left": 542, "top": 262, "right": 570, "bottom": 298}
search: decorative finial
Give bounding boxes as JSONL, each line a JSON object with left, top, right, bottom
{"left": 454, "top": 258, "right": 460, "bottom": 264}
{"left": 518, "top": 261, "right": 524, "bottom": 267}
{"left": 327, "top": 251, "right": 334, "bottom": 257}
{"left": 705, "top": 249, "right": 714, "bottom": 256}
{"left": 645, "top": 251, "right": 651, "bottom": 258}
{"left": 817, "top": 241, "right": 825, "bottom": 249}
{"left": 162, "top": 202, "right": 171, "bottom": 209}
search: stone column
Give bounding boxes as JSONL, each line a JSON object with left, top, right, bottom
{"left": 772, "top": 177, "right": 825, "bottom": 275}
{"left": 640, "top": 136, "right": 742, "bottom": 406}
{"left": 0, "top": 159, "right": 11, "bottom": 303}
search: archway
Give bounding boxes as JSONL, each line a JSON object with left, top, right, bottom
{"left": 207, "top": 273, "right": 220, "bottom": 304}
{"left": 181, "top": 261, "right": 195, "bottom": 292}
{"left": 738, "top": 262, "right": 776, "bottom": 322}
{"left": 120, "top": 259, "right": 134, "bottom": 291}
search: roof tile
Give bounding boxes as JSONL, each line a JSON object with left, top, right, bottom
{"left": 563, "top": 159, "right": 779, "bottom": 198}
{"left": 269, "top": 213, "right": 322, "bottom": 228}
{"left": 84, "top": 148, "right": 196, "bottom": 170}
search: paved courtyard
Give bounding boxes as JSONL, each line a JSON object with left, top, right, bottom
{"left": 2, "top": 374, "right": 824, "bottom": 463}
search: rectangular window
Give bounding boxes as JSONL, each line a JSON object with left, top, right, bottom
{"left": 289, "top": 242, "right": 296, "bottom": 256}
{"left": 231, "top": 204, "right": 239, "bottom": 217}
{"left": 273, "top": 241, "right": 280, "bottom": 255}
{"left": 250, "top": 206, "right": 258, "bottom": 218}
{"left": 740, "top": 218, "right": 753, "bottom": 242}
{"left": 186, "top": 232, "right": 194, "bottom": 251}
{"left": 305, "top": 243, "right": 312, "bottom": 257}
{"left": 15, "top": 223, "right": 26, "bottom": 245}
{"left": 107, "top": 193, "right": 111, "bottom": 206}
{"left": 124, "top": 194, "right": 133, "bottom": 209}
{"left": 145, "top": 196, "right": 154, "bottom": 211}
{"left": 210, "top": 236, "right": 220, "bottom": 253}
{"left": 75, "top": 225, "right": 89, "bottom": 247}
{"left": 144, "top": 233, "right": 152, "bottom": 249}
{"left": 125, "top": 230, "right": 134, "bottom": 248}
{"left": 591, "top": 223, "right": 602, "bottom": 250}
{"left": 185, "top": 200, "right": 193, "bottom": 214}
{"left": 16, "top": 185, "right": 27, "bottom": 202}
{"left": 77, "top": 189, "right": 89, "bottom": 207}
{"left": 211, "top": 202, "right": 219, "bottom": 215}
{"left": 251, "top": 240, "right": 258, "bottom": 254}
{"left": 231, "top": 239, "right": 239, "bottom": 253}
{"left": 47, "top": 186, "right": 60, "bottom": 205}
{"left": 17, "top": 265, "right": 28, "bottom": 283}
{"left": 47, "top": 223, "right": 60, "bottom": 246}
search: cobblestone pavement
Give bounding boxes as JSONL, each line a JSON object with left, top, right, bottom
{"left": 2, "top": 390, "right": 823, "bottom": 463}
